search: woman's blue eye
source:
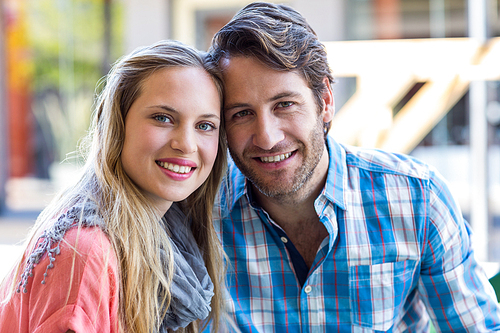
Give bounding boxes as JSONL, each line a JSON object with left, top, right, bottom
{"left": 198, "top": 123, "right": 215, "bottom": 131}
{"left": 154, "top": 114, "right": 171, "bottom": 123}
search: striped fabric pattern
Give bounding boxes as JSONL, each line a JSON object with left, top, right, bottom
{"left": 211, "top": 136, "right": 500, "bottom": 332}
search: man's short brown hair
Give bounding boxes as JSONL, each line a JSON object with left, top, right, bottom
{"left": 209, "top": 1, "right": 335, "bottom": 136}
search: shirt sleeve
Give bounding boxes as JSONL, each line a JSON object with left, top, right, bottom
{"left": 1, "top": 227, "right": 121, "bottom": 333}
{"left": 419, "top": 168, "right": 500, "bottom": 331}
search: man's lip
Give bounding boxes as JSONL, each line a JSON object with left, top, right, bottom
{"left": 156, "top": 158, "right": 197, "bottom": 168}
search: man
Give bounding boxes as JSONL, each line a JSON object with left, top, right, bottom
{"left": 208, "top": 2, "right": 500, "bottom": 331}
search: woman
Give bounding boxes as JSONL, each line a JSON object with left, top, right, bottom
{"left": 0, "top": 40, "right": 227, "bottom": 333}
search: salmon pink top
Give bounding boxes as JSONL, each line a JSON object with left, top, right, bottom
{"left": 0, "top": 227, "right": 120, "bottom": 333}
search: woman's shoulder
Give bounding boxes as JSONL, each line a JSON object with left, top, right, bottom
{"left": 31, "top": 225, "right": 118, "bottom": 292}
{"left": 62, "top": 226, "right": 114, "bottom": 259}
{"left": 35, "top": 203, "right": 115, "bottom": 267}
{"left": 54, "top": 226, "right": 119, "bottom": 294}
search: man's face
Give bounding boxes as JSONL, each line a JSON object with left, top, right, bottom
{"left": 221, "top": 56, "right": 334, "bottom": 200}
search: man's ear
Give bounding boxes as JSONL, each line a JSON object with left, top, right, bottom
{"left": 321, "top": 77, "right": 335, "bottom": 123}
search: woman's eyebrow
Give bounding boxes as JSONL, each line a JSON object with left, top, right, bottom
{"left": 148, "top": 105, "right": 220, "bottom": 120}
{"left": 147, "top": 104, "right": 177, "bottom": 113}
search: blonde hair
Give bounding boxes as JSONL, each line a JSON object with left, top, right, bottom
{"left": 2, "top": 40, "right": 227, "bottom": 333}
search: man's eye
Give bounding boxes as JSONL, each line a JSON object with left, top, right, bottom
{"left": 234, "top": 110, "right": 251, "bottom": 118}
{"left": 154, "top": 114, "right": 171, "bottom": 123}
{"left": 197, "top": 122, "right": 216, "bottom": 131}
{"left": 277, "top": 101, "right": 294, "bottom": 108}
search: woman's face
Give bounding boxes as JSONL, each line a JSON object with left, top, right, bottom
{"left": 121, "top": 66, "right": 221, "bottom": 213}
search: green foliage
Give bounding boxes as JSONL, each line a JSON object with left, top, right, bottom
{"left": 26, "top": 0, "right": 123, "bottom": 164}
{"left": 28, "top": 0, "right": 123, "bottom": 91}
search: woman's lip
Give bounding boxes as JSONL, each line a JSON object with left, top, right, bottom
{"left": 159, "top": 165, "right": 195, "bottom": 180}
{"left": 156, "top": 158, "right": 197, "bottom": 168}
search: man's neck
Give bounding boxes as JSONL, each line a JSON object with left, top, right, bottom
{"left": 253, "top": 181, "right": 321, "bottom": 227}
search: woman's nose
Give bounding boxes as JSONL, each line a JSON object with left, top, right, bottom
{"left": 170, "top": 127, "right": 197, "bottom": 154}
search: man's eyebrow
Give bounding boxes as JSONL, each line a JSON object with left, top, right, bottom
{"left": 224, "top": 103, "right": 251, "bottom": 112}
{"left": 224, "top": 91, "right": 301, "bottom": 112}
{"left": 268, "top": 91, "right": 301, "bottom": 102}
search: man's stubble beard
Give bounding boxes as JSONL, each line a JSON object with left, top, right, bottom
{"left": 228, "top": 116, "right": 326, "bottom": 203}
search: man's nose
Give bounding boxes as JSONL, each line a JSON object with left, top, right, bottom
{"left": 252, "top": 113, "right": 285, "bottom": 150}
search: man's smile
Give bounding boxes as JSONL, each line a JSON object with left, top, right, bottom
{"left": 259, "top": 152, "right": 293, "bottom": 163}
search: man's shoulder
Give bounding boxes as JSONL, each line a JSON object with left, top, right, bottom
{"left": 340, "top": 144, "right": 431, "bottom": 180}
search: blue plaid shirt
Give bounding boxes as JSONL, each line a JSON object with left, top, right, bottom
{"left": 212, "top": 136, "right": 500, "bottom": 332}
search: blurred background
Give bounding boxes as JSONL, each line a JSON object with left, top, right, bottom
{"left": 0, "top": 0, "right": 499, "bottom": 274}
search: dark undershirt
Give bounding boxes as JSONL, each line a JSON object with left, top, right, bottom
{"left": 247, "top": 187, "right": 310, "bottom": 287}
{"left": 271, "top": 224, "right": 310, "bottom": 287}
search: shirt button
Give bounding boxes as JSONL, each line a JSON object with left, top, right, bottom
{"left": 280, "top": 237, "right": 288, "bottom": 243}
{"left": 304, "top": 285, "right": 312, "bottom": 294}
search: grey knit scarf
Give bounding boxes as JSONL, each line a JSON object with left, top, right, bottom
{"left": 17, "top": 202, "right": 214, "bottom": 332}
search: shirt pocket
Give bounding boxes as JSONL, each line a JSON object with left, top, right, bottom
{"left": 349, "top": 260, "right": 417, "bottom": 331}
